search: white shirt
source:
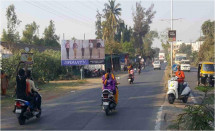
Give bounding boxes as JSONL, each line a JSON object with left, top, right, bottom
{"left": 89, "top": 42, "right": 93, "bottom": 48}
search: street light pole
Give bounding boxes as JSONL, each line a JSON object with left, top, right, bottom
{"left": 171, "top": 0, "right": 173, "bottom": 77}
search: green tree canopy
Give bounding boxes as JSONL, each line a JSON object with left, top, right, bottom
{"left": 132, "top": 2, "right": 156, "bottom": 56}
{"left": 43, "top": 20, "right": 60, "bottom": 47}
{"left": 95, "top": 10, "right": 103, "bottom": 39}
{"left": 1, "top": 4, "right": 21, "bottom": 50}
{"left": 21, "top": 21, "right": 40, "bottom": 44}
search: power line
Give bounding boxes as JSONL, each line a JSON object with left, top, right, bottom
{"left": 23, "top": 0, "right": 91, "bottom": 27}
{"left": 31, "top": 1, "right": 92, "bottom": 26}
{"left": 53, "top": 1, "right": 95, "bottom": 22}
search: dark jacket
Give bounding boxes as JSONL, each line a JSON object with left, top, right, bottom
{"left": 16, "top": 75, "right": 27, "bottom": 100}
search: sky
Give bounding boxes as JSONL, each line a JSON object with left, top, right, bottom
{"left": 0, "top": 0, "right": 214, "bottom": 49}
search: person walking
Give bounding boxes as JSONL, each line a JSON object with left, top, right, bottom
{"left": 1, "top": 70, "right": 8, "bottom": 96}
{"left": 73, "top": 40, "right": 78, "bottom": 59}
{"left": 65, "top": 40, "right": 70, "bottom": 59}
{"left": 89, "top": 40, "right": 93, "bottom": 59}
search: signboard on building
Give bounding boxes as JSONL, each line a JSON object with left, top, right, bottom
{"left": 168, "top": 30, "right": 176, "bottom": 42}
{"left": 21, "top": 53, "right": 33, "bottom": 64}
{"left": 61, "top": 39, "right": 105, "bottom": 66}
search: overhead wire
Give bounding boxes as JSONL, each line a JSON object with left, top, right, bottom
{"left": 23, "top": 0, "right": 91, "bottom": 27}
{"left": 53, "top": 1, "right": 95, "bottom": 22}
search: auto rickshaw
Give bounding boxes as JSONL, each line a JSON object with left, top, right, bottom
{"left": 197, "top": 62, "right": 214, "bottom": 87}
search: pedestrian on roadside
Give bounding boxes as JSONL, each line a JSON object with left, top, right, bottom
{"left": 73, "top": 40, "right": 78, "bottom": 59}
{"left": 1, "top": 70, "right": 9, "bottom": 96}
{"left": 65, "top": 40, "right": 70, "bottom": 59}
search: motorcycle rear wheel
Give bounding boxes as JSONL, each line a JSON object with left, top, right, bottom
{"left": 18, "top": 116, "right": 26, "bottom": 125}
{"left": 182, "top": 97, "right": 188, "bottom": 103}
{"left": 168, "top": 94, "right": 175, "bottom": 104}
{"left": 105, "top": 108, "right": 109, "bottom": 116}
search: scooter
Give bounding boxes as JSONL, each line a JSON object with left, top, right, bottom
{"left": 102, "top": 89, "right": 117, "bottom": 116}
{"left": 167, "top": 77, "right": 191, "bottom": 104}
{"left": 128, "top": 74, "right": 134, "bottom": 84}
{"left": 14, "top": 97, "right": 42, "bottom": 125}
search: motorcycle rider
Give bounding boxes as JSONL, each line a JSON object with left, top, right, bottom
{"left": 175, "top": 65, "right": 185, "bottom": 95}
{"left": 138, "top": 62, "right": 141, "bottom": 74}
{"left": 102, "top": 68, "right": 119, "bottom": 104}
{"left": 129, "top": 65, "right": 134, "bottom": 80}
{"left": 26, "top": 70, "right": 41, "bottom": 111}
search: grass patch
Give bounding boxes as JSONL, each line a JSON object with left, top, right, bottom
{"left": 38, "top": 80, "right": 87, "bottom": 91}
{"left": 1, "top": 80, "right": 87, "bottom": 107}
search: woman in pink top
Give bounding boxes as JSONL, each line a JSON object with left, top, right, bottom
{"left": 65, "top": 40, "right": 70, "bottom": 59}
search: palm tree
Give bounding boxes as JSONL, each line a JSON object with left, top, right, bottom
{"left": 102, "top": 0, "right": 122, "bottom": 72}
{"left": 103, "top": 0, "right": 121, "bottom": 41}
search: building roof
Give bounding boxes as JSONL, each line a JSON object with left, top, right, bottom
{"left": 1, "top": 41, "right": 60, "bottom": 52}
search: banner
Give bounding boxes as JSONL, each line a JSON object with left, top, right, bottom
{"left": 168, "top": 30, "right": 176, "bottom": 42}
{"left": 61, "top": 39, "right": 105, "bottom": 66}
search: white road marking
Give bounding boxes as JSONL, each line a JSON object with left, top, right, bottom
{"left": 155, "top": 105, "right": 164, "bottom": 130}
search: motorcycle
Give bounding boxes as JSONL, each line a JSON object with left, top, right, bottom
{"left": 102, "top": 89, "right": 117, "bottom": 116}
{"left": 128, "top": 74, "right": 134, "bottom": 84}
{"left": 167, "top": 77, "right": 191, "bottom": 104}
{"left": 14, "top": 97, "right": 42, "bottom": 125}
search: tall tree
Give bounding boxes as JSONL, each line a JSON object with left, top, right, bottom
{"left": 132, "top": 2, "right": 156, "bottom": 56}
{"left": 43, "top": 20, "right": 60, "bottom": 47}
{"left": 95, "top": 10, "right": 103, "bottom": 39}
{"left": 198, "top": 20, "right": 214, "bottom": 62}
{"left": 21, "top": 21, "right": 39, "bottom": 44}
{"left": 102, "top": 0, "right": 122, "bottom": 54}
{"left": 142, "top": 31, "right": 158, "bottom": 57}
{"left": 1, "top": 4, "right": 21, "bottom": 50}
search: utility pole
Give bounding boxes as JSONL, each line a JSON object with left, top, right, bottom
{"left": 171, "top": 0, "right": 173, "bottom": 77}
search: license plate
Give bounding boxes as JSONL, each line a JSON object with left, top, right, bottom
{"left": 15, "top": 109, "right": 22, "bottom": 113}
{"left": 103, "top": 102, "right": 109, "bottom": 105}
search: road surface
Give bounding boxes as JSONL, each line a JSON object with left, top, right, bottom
{"left": 1, "top": 64, "right": 167, "bottom": 130}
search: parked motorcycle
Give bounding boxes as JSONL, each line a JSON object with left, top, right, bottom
{"left": 102, "top": 89, "right": 117, "bottom": 116}
{"left": 14, "top": 97, "right": 42, "bottom": 125}
{"left": 167, "top": 77, "right": 191, "bottom": 104}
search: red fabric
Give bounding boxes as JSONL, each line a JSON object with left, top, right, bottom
{"left": 26, "top": 81, "right": 30, "bottom": 96}
{"left": 175, "top": 70, "right": 185, "bottom": 83}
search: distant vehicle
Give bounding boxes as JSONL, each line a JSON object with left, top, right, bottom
{"left": 153, "top": 61, "right": 161, "bottom": 70}
{"left": 180, "top": 60, "right": 191, "bottom": 72}
{"left": 159, "top": 53, "right": 165, "bottom": 62}
{"left": 175, "top": 53, "right": 187, "bottom": 65}
{"left": 197, "top": 62, "right": 214, "bottom": 87}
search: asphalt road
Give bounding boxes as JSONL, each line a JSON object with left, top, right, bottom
{"left": 1, "top": 64, "right": 167, "bottom": 130}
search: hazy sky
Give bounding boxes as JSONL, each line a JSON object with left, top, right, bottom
{"left": 0, "top": 0, "right": 214, "bottom": 49}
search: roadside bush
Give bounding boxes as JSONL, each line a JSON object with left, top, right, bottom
{"left": 2, "top": 49, "right": 80, "bottom": 88}
{"left": 168, "top": 86, "right": 214, "bottom": 130}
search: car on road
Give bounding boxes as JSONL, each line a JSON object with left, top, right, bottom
{"left": 180, "top": 60, "right": 191, "bottom": 72}
{"left": 153, "top": 61, "right": 161, "bottom": 70}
